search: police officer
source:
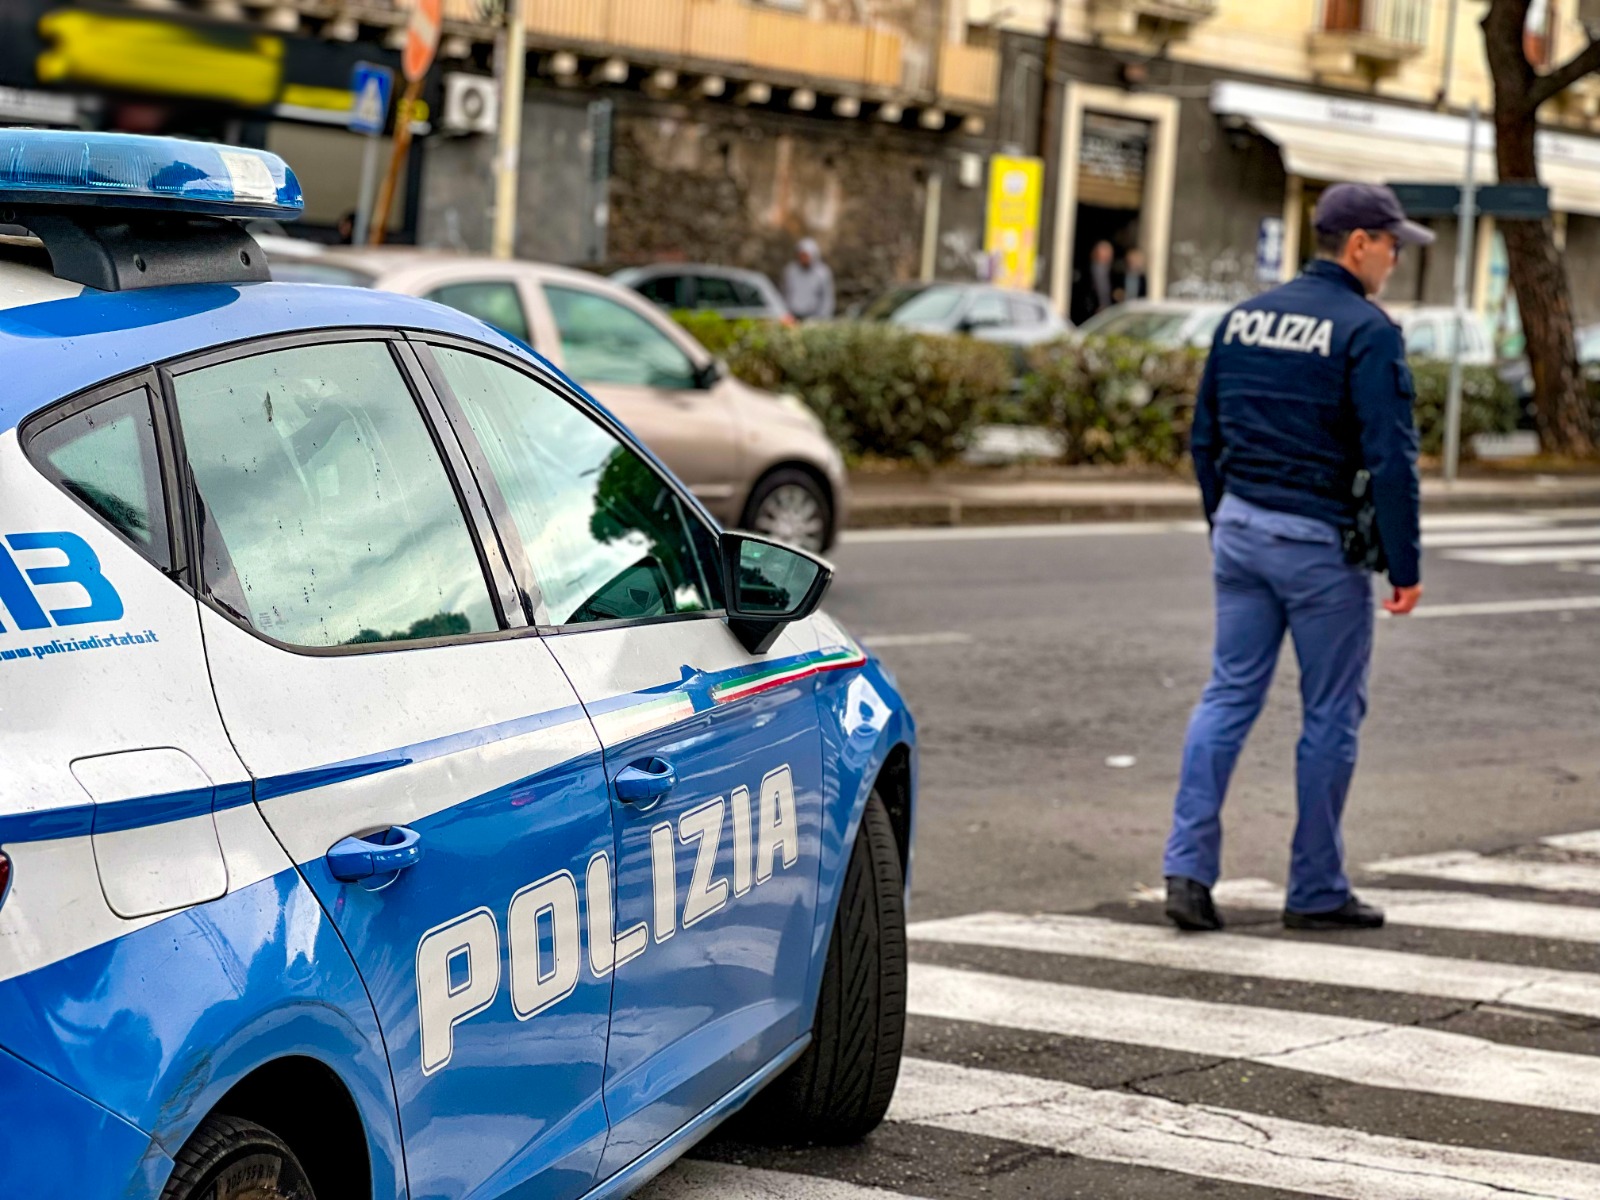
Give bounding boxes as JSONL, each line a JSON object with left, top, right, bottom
{"left": 1163, "top": 183, "right": 1431, "bottom": 934}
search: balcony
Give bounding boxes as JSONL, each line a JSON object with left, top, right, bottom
{"left": 937, "top": 42, "right": 1000, "bottom": 109}
{"left": 503, "top": 0, "right": 905, "bottom": 94}
{"left": 1088, "top": 0, "right": 1218, "bottom": 50}
{"left": 1309, "top": 0, "right": 1428, "bottom": 79}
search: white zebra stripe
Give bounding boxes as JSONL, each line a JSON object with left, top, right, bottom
{"left": 1422, "top": 525, "right": 1600, "bottom": 548}
{"left": 1444, "top": 544, "right": 1600, "bottom": 564}
{"left": 909, "top": 911, "right": 1600, "bottom": 1019}
{"left": 1207, "top": 877, "right": 1600, "bottom": 943}
{"left": 1544, "top": 829, "right": 1600, "bottom": 854}
{"left": 1366, "top": 850, "right": 1600, "bottom": 893}
{"left": 638, "top": 1163, "right": 929, "bottom": 1200}
{"left": 890, "top": 1058, "right": 1600, "bottom": 1200}
{"left": 908, "top": 963, "right": 1600, "bottom": 1115}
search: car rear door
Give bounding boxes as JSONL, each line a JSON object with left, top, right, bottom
{"left": 412, "top": 338, "right": 828, "bottom": 1179}
{"left": 165, "top": 332, "right": 616, "bottom": 1200}
{"left": 532, "top": 279, "right": 745, "bottom": 519}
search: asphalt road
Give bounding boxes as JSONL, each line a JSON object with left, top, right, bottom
{"left": 639, "top": 506, "right": 1600, "bottom": 1200}
{"left": 826, "top": 510, "right": 1600, "bottom": 920}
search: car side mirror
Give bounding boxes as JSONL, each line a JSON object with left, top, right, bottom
{"left": 693, "top": 358, "right": 726, "bottom": 389}
{"left": 720, "top": 532, "right": 833, "bottom": 655}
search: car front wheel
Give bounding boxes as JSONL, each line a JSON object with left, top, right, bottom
{"left": 743, "top": 467, "right": 834, "bottom": 553}
{"left": 160, "top": 1114, "right": 316, "bottom": 1200}
{"left": 751, "top": 792, "right": 907, "bottom": 1142}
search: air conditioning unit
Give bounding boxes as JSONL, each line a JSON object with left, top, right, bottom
{"left": 441, "top": 73, "right": 498, "bottom": 136}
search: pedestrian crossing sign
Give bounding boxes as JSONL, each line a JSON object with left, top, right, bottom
{"left": 349, "top": 63, "right": 394, "bottom": 137}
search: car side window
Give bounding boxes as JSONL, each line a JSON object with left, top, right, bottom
{"left": 694, "top": 275, "right": 740, "bottom": 309}
{"left": 29, "top": 387, "right": 172, "bottom": 571}
{"left": 543, "top": 284, "right": 699, "bottom": 391}
{"left": 731, "top": 279, "right": 767, "bottom": 308}
{"left": 1406, "top": 321, "right": 1437, "bottom": 357}
{"left": 172, "top": 340, "right": 498, "bottom": 649}
{"left": 427, "top": 280, "right": 532, "bottom": 345}
{"left": 966, "top": 292, "right": 1010, "bottom": 327}
{"left": 636, "top": 274, "right": 685, "bottom": 308}
{"left": 1006, "top": 296, "right": 1043, "bottom": 327}
{"left": 430, "top": 345, "right": 723, "bottom": 627}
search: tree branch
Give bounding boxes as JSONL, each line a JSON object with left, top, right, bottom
{"left": 1531, "top": 38, "right": 1600, "bottom": 108}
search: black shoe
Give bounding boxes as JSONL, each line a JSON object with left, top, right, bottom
{"left": 1283, "top": 896, "right": 1385, "bottom": 930}
{"left": 1165, "top": 876, "right": 1223, "bottom": 932}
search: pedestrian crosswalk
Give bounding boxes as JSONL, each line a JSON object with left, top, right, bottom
{"left": 1430, "top": 510, "right": 1600, "bottom": 578}
{"left": 639, "top": 829, "right": 1600, "bottom": 1200}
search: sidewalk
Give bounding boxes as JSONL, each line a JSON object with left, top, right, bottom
{"left": 845, "top": 468, "right": 1600, "bottom": 530}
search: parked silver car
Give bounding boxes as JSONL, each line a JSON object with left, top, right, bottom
{"left": 269, "top": 248, "right": 846, "bottom": 551}
{"left": 1075, "top": 300, "right": 1230, "bottom": 349}
{"left": 859, "top": 282, "right": 1070, "bottom": 346}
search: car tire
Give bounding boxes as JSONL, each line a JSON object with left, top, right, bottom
{"left": 752, "top": 792, "right": 907, "bottom": 1143}
{"left": 742, "top": 467, "right": 834, "bottom": 554}
{"left": 160, "top": 1114, "right": 316, "bottom": 1200}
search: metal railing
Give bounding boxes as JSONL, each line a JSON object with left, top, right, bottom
{"left": 1317, "top": 0, "right": 1428, "bottom": 47}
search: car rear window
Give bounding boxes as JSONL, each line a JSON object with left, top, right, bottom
{"left": 29, "top": 387, "right": 171, "bottom": 571}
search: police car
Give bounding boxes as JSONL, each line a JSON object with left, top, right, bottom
{"left": 0, "top": 132, "right": 916, "bottom": 1200}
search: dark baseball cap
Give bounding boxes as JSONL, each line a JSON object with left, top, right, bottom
{"left": 1314, "top": 183, "right": 1436, "bottom": 246}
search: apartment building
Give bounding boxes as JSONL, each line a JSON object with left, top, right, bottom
{"left": 0, "top": 1, "right": 1000, "bottom": 303}
{"left": 971, "top": 0, "right": 1600, "bottom": 330}
{"left": 420, "top": 0, "right": 1001, "bottom": 301}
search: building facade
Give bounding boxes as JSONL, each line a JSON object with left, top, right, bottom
{"left": 971, "top": 0, "right": 1600, "bottom": 336}
{"left": 0, "top": 1, "right": 1002, "bottom": 308}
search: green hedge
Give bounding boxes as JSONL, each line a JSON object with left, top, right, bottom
{"left": 1019, "top": 338, "right": 1204, "bottom": 467}
{"left": 1407, "top": 359, "right": 1523, "bottom": 457}
{"left": 674, "top": 313, "right": 1523, "bottom": 467}
{"left": 673, "top": 313, "right": 1014, "bottom": 464}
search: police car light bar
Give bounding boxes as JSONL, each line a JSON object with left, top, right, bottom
{"left": 0, "top": 130, "right": 303, "bottom": 220}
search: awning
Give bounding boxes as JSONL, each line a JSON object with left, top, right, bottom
{"left": 1213, "top": 80, "right": 1600, "bottom": 218}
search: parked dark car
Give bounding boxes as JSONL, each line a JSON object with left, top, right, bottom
{"left": 615, "top": 263, "right": 791, "bottom": 323}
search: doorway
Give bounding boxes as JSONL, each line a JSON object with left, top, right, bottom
{"left": 1050, "top": 86, "right": 1179, "bottom": 318}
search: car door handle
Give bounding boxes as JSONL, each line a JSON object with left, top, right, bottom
{"left": 326, "top": 826, "right": 424, "bottom": 882}
{"left": 614, "top": 758, "right": 677, "bottom": 807}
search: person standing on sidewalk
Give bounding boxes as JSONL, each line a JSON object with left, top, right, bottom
{"left": 1163, "top": 184, "right": 1430, "bottom": 934}
{"left": 783, "top": 237, "right": 836, "bottom": 322}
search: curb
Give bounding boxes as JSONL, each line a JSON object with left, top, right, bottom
{"left": 843, "top": 486, "right": 1600, "bottom": 531}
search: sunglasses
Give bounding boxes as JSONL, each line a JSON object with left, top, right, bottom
{"left": 1362, "top": 229, "right": 1403, "bottom": 260}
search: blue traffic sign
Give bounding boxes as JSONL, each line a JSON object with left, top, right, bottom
{"left": 349, "top": 63, "right": 394, "bottom": 137}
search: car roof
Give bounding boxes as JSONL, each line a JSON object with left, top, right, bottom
{"left": 0, "top": 265, "right": 541, "bottom": 436}
{"left": 304, "top": 246, "right": 612, "bottom": 290}
{"left": 614, "top": 262, "right": 771, "bottom": 282}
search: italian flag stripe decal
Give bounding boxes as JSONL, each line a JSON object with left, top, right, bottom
{"left": 712, "top": 646, "right": 868, "bottom": 706}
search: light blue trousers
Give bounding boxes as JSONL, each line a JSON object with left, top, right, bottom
{"left": 1163, "top": 493, "right": 1375, "bottom": 914}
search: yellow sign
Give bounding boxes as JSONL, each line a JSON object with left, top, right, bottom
{"left": 985, "top": 155, "right": 1044, "bottom": 292}
{"left": 38, "top": 11, "right": 284, "bottom": 109}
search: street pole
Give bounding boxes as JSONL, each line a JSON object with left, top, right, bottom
{"left": 490, "top": 0, "right": 526, "bottom": 260}
{"left": 1442, "top": 101, "right": 1479, "bottom": 485}
{"left": 352, "top": 134, "right": 380, "bottom": 246}
{"left": 369, "top": 76, "right": 422, "bottom": 245}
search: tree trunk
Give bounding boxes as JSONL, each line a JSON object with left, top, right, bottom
{"left": 1483, "top": 0, "right": 1596, "bottom": 457}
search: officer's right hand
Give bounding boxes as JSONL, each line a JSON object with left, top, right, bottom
{"left": 1384, "top": 584, "right": 1423, "bottom": 616}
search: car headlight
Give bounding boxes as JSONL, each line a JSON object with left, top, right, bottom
{"left": 777, "top": 393, "right": 825, "bottom": 430}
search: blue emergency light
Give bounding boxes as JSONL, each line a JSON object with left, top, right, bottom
{"left": 0, "top": 130, "right": 302, "bottom": 219}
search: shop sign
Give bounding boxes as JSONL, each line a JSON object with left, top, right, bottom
{"left": 985, "top": 155, "right": 1044, "bottom": 292}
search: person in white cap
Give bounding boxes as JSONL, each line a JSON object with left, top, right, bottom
{"left": 783, "top": 237, "right": 835, "bottom": 322}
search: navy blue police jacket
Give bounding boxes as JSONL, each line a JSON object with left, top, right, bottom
{"left": 1191, "top": 258, "right": 1423, "bottom": 588}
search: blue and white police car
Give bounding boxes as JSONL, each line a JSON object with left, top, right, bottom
{"left": 0, "top": 132, "right": 916, "bottom": 1200}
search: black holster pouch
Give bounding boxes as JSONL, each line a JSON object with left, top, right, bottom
{"left": 1341, "top": 469, "right": 1388, "bottom": 574}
